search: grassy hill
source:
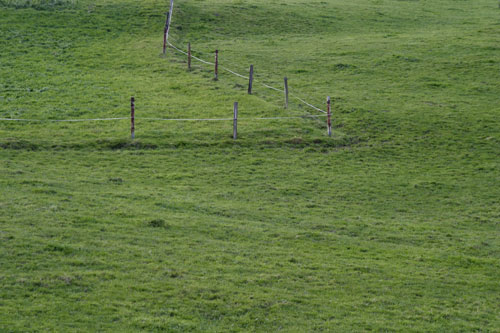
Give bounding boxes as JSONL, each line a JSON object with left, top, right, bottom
{"left": 0, "top": 0, "right": 499, "bottom": 331}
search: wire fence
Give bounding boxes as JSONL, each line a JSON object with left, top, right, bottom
{"left": 0, "top": 0, "right": 334, "bottom": 141}
{"left": 166, "top": 40, "right": 327, "bottom": 114}
{"left": 0, "top": 114, "right": 327, "bottom": 123}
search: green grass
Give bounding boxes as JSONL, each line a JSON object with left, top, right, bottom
{"left": 1, "top": 0, "right": 499, "bottom": 331}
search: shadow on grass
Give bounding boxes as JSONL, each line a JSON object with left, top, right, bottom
{"left": 0, "top": 136, "right": 360, "bottom": 151}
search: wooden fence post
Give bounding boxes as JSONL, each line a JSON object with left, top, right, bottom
{"left": 233, "top": 102, "right": 238, "bottom": 140}
{"left": 284, "top": 77, "right": 289, "bottom": 109}
{"left": 248, "top": 65, "right": 254, "bottom": 94}
{"left": 162, "top": 12, "right": 169, "bottom": 55}
{"left": 215, "top": 50, "right": 219, "bottom": 80}
{"left": 131, "top": 97, "right": 135, "bottom": 139}
{"left": 327, "top": 96, "right": 332, "bottom": 137}
{"left": 166, "top": 0, "right": 174, "bottom": 40}
{"left": 163, "top": 0, "right": 175, "bottom": 54}
{"left": 188, "top": 42, "right": 191, "bottom": 70}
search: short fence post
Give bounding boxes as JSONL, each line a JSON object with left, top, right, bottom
{"left": 327, "top": 96, "right": 332, "bottom": 137}
{"left": 131, "top": 97, "right": 135, "bottom": 139}
{"left": 284, "top": 77, "right": 289, "bottom": 109}
{"left": 248, "top": 65, "right": 254, "bottom": 94}
{"left": 233, "top": 102, "right": 238, "bottom": 140}
{"left": 188, "top": 42, "right": 191, "bottom": 70}
{"left": 215, "top": 50, "right": 219, "bottom": 80}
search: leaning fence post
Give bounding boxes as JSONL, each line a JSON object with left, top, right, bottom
{"left": 188, "top": 42, "right": 191, "bottom": 70}
{"left": 248, "top": 65, "right": 254, "bottom": 94}
{"left": 214, "top": 50, "right": 219, "bottom": 80}
{"left": 162, "top": 12, "right": 169, "bottom": 55}
{"left": 327, "top": 96, "right": 332, "bottom": 137}
{"left": 162, "top": 13, "right": 169, "bottom": 55}
{"left": 163, "top": 0, "right": 175, "bottom": 54}
{"left": 233, "top": 102, "right": 238, "bottom": 140}
{"left": 284, "top": 77, "right": 289, "bottom": 109}
{"left": 131, "top": 97, "right": 135, "bottom": 139}
{"left": 166, "top": 0, "right": 174, "bottom": 40}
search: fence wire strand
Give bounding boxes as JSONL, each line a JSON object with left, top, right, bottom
{"left": 0, "top": 3, "right": 330, "bottom": 125}
{"left": 166, "top": 41, "right": 327, "bottom": 114}
{"left": 0, "top": 115, "right": 327, "bottom": 123}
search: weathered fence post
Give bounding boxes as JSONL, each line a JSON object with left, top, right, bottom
{"left": 162, "top": 12, "right": 169, "bottom": 55}
{"left": 215, "top": 50, "right": 219, "bottom": 80}
{"left": 248, "top": 65, "right": 254, "bottom": 94}
{"left": 233, "top": 102, "right": 238, "bottom": 140}
{"left": 163, "top": 0, "right": 175, "bottom": 54}
{"left": 327, "top": 96, "right": 332, "bottom": 137}
{"left": 166, "top": 0, "right": 174, "bottom": 39}
{"left": 188, "top": 42, "right": 191, "bottom": 70}
{"left": 284, "top": 77, "right": 289, "bottom": 109}
{"left": 131, "top": 97, "right": 135, "bottom": 139}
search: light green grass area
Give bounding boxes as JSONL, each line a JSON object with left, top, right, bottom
{"left": 1, "top": 0, "right": 499, "bottom": 331}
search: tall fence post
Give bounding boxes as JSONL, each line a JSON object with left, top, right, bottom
{"left": 131, "top": 97, "right": 135, "bottom": 139}
{"left": 233, "top": 102, "right": 238, "bottom": 140}
{"left": 215, "top": 50, "right": 219, "bottom": 80}
{"left": 188, "top": 42, "right": 191, "bottom": 70}
{"left": 284, "top": 77, "right": 289, "bottom": 109}
{"left": 248, "top": 65, "right": 254, "bottom": 94}
{"left": 162, "top": 12, "right": 169, "bottom": 55}
{"left": 166, "top": 0, "right": 174, "bottom": 40}
{"left": 327, "top": 96, "right": 332, "bottom": 137}
{"left": 162, "top": 0, "right": 175, "bottom": 54}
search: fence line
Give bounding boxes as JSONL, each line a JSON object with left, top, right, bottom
{"left": 1, "top": 0, "right": 334, "bottom": 141}
{"left": 166, "top": 40, "right": 327, "bottom": 114}
{"left": 165, "top": 0, "right": 328, "bottom": 115}
{"left": 168, "top": 41, "right": 213, "bottom": 65}
{"left": 0, "top": 117, "right": 129, "bottom": 122}
{"left": 291, "top": 95, "right": 327, "bottom": 113}
{"left": 220, "top": 65, "right": 248, "bottom": 80}
{"left": 0, "top": 114, "right": 327, "bottom": 123}
{"left": 138, "top": 114, "right": 327, "bottom": 121}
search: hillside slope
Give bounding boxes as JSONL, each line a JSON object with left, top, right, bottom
{"left": 0, "top": 0, "right": 499, "bottom": 331}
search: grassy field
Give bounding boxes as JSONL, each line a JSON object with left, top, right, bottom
{"left": 1, "top": 0, "right": 499, "bottom": 331}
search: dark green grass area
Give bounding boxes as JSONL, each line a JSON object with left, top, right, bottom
{"left": 1, "top": 0, "right": 499, "bottom": 331}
